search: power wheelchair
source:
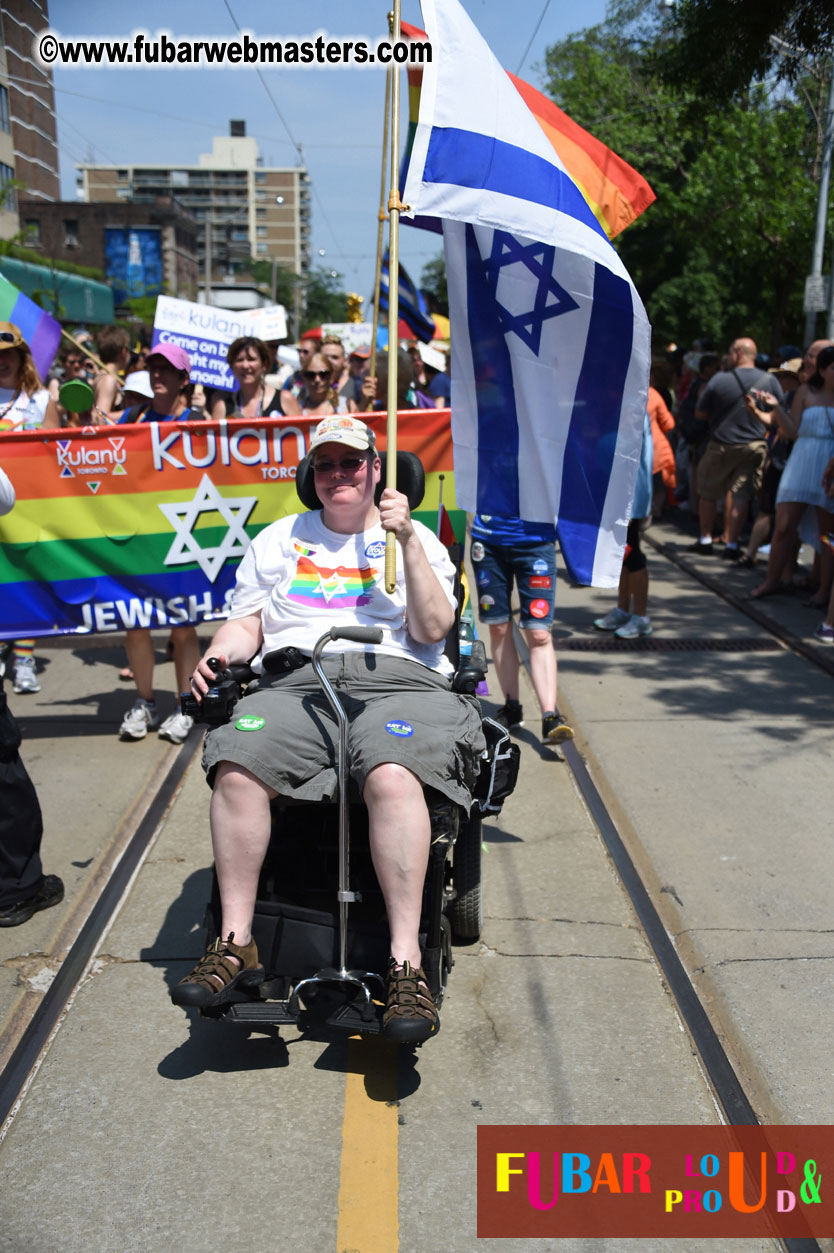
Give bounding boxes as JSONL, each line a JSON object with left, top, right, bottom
{"left": 177, "top": 450, "right": 519, "bottom": 1040}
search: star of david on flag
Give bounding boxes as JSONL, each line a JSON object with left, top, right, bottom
{"left": 403, "top": 0, "right": 652, "bottom": 586}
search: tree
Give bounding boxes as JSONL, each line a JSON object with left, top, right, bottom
{"left": 420, "top": 254, "right": 448, "bottom": 316}
{"left": 302, "top": 266, "right": 349, "bottom": 327}
{"left": 650, "top": 0, "right": 834, "bottom": 102}
{"left": 541, "top": 20, "right": 825, "bottom": 352}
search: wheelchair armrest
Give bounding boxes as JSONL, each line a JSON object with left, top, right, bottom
{"left": 452, "top": 638, "right": 487, "bottom": 694}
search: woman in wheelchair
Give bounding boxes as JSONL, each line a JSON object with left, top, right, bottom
{"left": 171, "top": 416, "right": 485, "bottom": 1043}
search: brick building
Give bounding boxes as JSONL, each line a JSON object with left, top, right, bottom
{"left": 0, "top": 1, "right": 60, "bottom": 237}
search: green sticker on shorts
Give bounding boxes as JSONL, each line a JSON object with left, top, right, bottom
{"left": 235, "top": 715, "right": 265, "bottom": 732}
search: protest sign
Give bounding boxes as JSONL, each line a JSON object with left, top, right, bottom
{"left": 151, "top": 296, "right": 286, "bottom": 392}
{"left": 321, "top": 322, "right": 373, "bottom": 354}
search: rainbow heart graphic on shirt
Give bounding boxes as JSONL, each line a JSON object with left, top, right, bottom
{"left": 287, "top": 555, "right": 378, "bottom": 607}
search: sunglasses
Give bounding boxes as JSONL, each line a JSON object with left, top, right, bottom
{"left": 0, "top": 332, "right": 19, "bottom": 344}
{"left": 313, "top": 456, "right": 367, "bottom": 473}
{"left": 303, "top": 369, "right": 331, "bottom": 380}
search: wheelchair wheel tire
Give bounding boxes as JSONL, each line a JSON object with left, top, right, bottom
{"left": 447, "top": 810, "right": 483, "bottom": 941}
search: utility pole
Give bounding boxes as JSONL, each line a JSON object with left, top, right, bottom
{"left": 204, "top": 210, "right": 212, "bottom": 305}
{"left": 804, "top": 59, "right": 834, "bottom": 344}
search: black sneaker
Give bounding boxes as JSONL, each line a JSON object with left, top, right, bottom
{"left": 687, "top": 540, "right": 714, "bottom": 554}
{"left": 0, "top": 874, "right": 64, "bottom": 928}
{"left": 494, "top": 698, "right": 524, "bottom": 729}
{"left": 542, "top": 712, "right": 575, "bottom": 745}
{"left": 721, "top": 546, "right": 742, "bottom": 561}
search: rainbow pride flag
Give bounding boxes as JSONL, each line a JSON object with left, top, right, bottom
{"left": 0, "top": 274, "right": 61, "bottom": 381}
{"left": 400, "top": 21, "right": 654, "bottom": 240}
{"left": 0, "top": 410, "right": 462, "bottom": 638}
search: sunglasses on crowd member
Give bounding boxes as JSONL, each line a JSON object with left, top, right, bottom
{"left": 312, "top": 455, "right": 367, "bottom": 473}
{"left": 303, "top": 369, "right": 331, "bottom": 380}
{"left": 0, "top": 331, "right": 19, "bottom": 343}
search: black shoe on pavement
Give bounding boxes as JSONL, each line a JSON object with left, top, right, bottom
{"left": 494, "top": 698, "right": 524, "bottom": 730}
{"left": 0, "top": 875, "right": 64, "bottom": 927}
{"left": 542, "top": 712, "right": 575, "bottom": 745}
{"left": 721, "top": 546, "right": 742, "bottom": 562}
{"left": 687, "top": 540, "right": 714, "bottom": 554}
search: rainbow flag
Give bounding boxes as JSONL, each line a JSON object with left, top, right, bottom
{"left": 400, "top": 21, "right": 654, "bottom": 240}
{"left": 0, "top": 274, "right": 61, "bottom": 381}
{"left": 0, "top": 410, "right": 463, "bottom": 638}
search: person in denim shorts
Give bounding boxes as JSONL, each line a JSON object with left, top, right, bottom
{"left": 470, "top": 514, "right": 574, "bottom": 745}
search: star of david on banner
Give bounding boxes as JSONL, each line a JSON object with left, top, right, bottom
{"left": 483, "top": 230, "right": 579, "bottom": 355}
{"left": 158, "top": 473, "right": 257, "bottom": 584}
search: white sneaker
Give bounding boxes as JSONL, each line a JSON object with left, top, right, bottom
{"left": 13, "top": 658, "right": 40, "bottom": 693}
{"left": 158, "top": 711, "right": 194, "bottom": 743}
{"left": 120, "top": 699, "right": 159, "bottom": 739}
{"left": 615, "top": 614, "right": 653, "bottom": 639}
{"left": 593, "top": 607, "right": 630, "bottom": 632}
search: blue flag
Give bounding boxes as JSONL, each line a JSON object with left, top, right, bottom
{"left": 379, "top": 250, "right": 436, "bottom": 343}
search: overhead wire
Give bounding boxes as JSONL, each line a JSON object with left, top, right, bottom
{"left": 221, "top": 0, "right": 348, "bottom": 265}
{"left": 516, "top": 0, "right": 552, "bottom": 76}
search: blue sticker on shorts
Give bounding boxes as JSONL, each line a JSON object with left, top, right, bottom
{"left": 385, "top": 719, "right": 414, "bottom": 738}
{"left": 532, "top": 558, "right": 549, "bottom": 575}
{"left": 476, "top": 569, "right": 491, "bottom": 586}
{"left": 365, "top": 540, "right": 386, "bottom": 559}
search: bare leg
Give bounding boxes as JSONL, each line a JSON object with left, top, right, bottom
{"left": 616, "top": 564, "right": 630, "bottom": 613}
{"left": 813, "top": 508, "right": 834, "bottom": 606}
{"left": 725, "top": 494, "right": 750, "bottom": 546}
{"left": 522, "top": 627, "right": 557, "bottom": 713}
{"left": 172, "top": 625, "right": 200, "bottom": 696}
{"left": 626, "top": 567, "right": 649, "bottom": 616}
{"left": 752, "top": 501, "right": 805, "bottom": 596}
{"left": 125, "top": 629, "right": 155, "bottom": 701}
{"left": 744, "top": 511, "right": 772, "bottom": 560}
{"left": 488, "top": 620, "right": 520, "bottom": 701}
{"left": 698, "top": 497, "right": 717, "bottom": 541}
{"left": 211, "top": 762, "right": 277, "bottom": 945}
{"left": 364, "top": 763, "right": 430, "bottom": 968}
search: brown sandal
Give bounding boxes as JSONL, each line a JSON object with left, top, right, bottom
{"left": 170, "top": 932, "right": 264, "bottom": 1007}
{"left": 382, "top": 958, "right": 439, "bottom": 1043}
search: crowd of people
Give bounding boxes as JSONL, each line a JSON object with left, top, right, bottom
{"left": 610, "top": 334, "right": 834, "bottom": 647}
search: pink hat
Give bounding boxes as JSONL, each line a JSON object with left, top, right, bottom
{"left": 147, "top": 342, "right": 191, "bottom": 374}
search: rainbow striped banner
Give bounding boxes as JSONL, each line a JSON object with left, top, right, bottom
{"left": 0, "top": 411, "right": 462, "bottom": 639}
{"left": 0, "top": 274, "right": 62, "bottom": 381}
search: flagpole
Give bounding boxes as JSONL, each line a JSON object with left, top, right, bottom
{"left": 436, "top": 472, "right": 445, "bottom": 537}
{"left": 370, "top": 13, "right": 394, "bottom": 383}
{"left": 384, "top": 0, "right": 404, "bottom": 593}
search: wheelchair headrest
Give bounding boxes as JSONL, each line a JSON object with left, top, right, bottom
{"left": 296, "top": 449, "right": 425, "bottom": 511}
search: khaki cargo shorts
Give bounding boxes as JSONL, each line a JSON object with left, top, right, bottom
{"left": 697, "top": 439, "right": 767, "bottom": 502}
{"left": 202, "top": 650, "right": 486, "bottom": 809}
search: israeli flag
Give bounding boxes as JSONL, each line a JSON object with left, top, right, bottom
{"left": 404, "top": 0, "right": 651, "bottom": 586}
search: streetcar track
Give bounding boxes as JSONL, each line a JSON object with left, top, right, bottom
{"left": 512, "top": 538, "right": 827, "bottom": 1253}
{"left": 0, "top": 731, "right": 203, "bottom": 1134}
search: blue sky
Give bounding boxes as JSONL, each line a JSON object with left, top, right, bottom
{"left": 48, "top": 0, "right": 609, "bottom": 312}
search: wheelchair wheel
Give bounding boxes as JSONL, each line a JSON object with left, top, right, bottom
{"left": 447, "top": 810, "right": 483, "bottom": 941}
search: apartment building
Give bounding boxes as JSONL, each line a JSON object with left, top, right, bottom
{"left": 0, "top": 0, "right": 60, "bottom": 237}
{"left": 77, "top": 121, "right": 311, "bottom": 294}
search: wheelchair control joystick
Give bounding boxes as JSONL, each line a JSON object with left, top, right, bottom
{"left": 180, "top": 656, "right": 243, "bottom": 726}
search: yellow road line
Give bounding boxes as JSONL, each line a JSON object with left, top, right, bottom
{"left": 337, "top": 1036, "right": 400, "bottom": 1252}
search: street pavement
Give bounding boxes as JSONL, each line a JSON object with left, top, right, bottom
{"left": 0, "top": 523, "right": 831, "bottom": 1252}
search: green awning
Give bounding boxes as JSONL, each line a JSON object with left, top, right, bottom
{"left": 0, "top": 257, "right": 114, "bottom": 324}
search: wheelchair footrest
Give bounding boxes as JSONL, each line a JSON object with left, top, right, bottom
{"left": 209, "top": 1000, "right": 299, "bottom": 1025}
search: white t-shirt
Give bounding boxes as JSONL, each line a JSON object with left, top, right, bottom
{"left": 0, "top": 387, "right": 50, "bottom": 432}
{"left": 229, "top": 511, "right": 456, "bottom": 675}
